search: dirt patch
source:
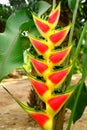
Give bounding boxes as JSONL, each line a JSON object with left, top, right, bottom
{"left": 0, "top": 76, "right": 87, "bottom": 130}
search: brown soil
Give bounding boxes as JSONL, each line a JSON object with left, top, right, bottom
{"left": 0, "top": 74, "right": 87, "bottom": 130}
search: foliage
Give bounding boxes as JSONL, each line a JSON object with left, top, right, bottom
{"left": 0, "top": 0, "right": 87, "bottom": 130}
{"left": 0, "top": 9, "right": 30, "bottom": 81}
{"left": 68, "top": 0, "right": 76, "bottom": 11}
{"left": 67, "top": 83, "right": 87, "bottom": 123}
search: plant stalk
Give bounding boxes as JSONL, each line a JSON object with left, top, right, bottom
{"left": 53, "top": 106, "right": 65, "bottom": 130}
{"left": 68, "top": 0, "right": 80, "bottom": 45}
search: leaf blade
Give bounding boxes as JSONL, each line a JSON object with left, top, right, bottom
{"left": 0, "top": 9, "right": 29, "bottom": 81}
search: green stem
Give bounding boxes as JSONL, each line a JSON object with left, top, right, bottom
{"left": 72, "top": 22, "right": 87, "bottom": 65}
{"left": 66, "top": 0, "right": 79, "bottom": 63}
{"left": 64, "top": 0, "right": 80, "bottom": 91}
{"left": 68, "top": 0, "right": 80, "bottom": 45}
{"left": 66, "top": 72, "right": 87, "bottom": 130}
{"left": 53, "top": 0, "right": 56, "bottom": 7}
{"left": 66, "top": 22, "right": 87, "bottom": 90}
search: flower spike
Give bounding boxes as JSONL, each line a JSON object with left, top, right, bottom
{"left": 28, "top": 3, "right": 73, "bottom": 129}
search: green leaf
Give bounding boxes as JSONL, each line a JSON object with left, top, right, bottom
{"left": 67, "top": 83, "right": 87, "bottom": 123}
{"left": 1, "top": 85, "right": 37, "bottom": 113}
{"left": 0, "top": 9, "right": 29, "bottom": 81}
{"left": 37, "top": 1, "right": 51, "bottom": 16}
{"left": 68, "top": 0, "right": 76, "bottom": 11}
{"left": 82, "top": 39, "right": 87, "bottom": 75}
{"left": 20, "top": 20, "right": 35, "bottom": 31}
{"left": 1, "top": 84, "right": 44, "bottom": 114}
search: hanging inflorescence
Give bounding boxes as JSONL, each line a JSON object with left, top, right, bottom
{"left": 28, "top": 2, "right": 73, "bottom": 130}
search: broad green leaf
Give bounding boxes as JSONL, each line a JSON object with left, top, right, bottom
{"left": 67, "top": 83, "right": 87, "bottom": 123}
{"left": 68, "top": 0, "right": 76, "bottom": 11}
{"left": 37, "top": 1, "right": 51, "bottom": 16}
{"left": 0, "top": 9, "right": 30, "bottom": 81}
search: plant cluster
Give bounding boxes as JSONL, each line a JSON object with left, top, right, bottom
{"left": 0, "top": 1, "right": 87, "bottom": 130}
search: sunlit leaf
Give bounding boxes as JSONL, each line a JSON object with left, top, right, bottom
{"left": 37, "top": 1, "right": 51, "bottom": 16}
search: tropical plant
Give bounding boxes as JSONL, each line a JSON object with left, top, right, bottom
{"left": 0, "top": 0, "right": 87, "bottom": 130}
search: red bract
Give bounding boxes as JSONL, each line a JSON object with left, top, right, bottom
{"left": 49, "top": 25, "right": 71, "bottom": 45}
{"left": 31, "top": 113, "right": 49, "bottom": 128}
{"left": 48, "top": 67, "right": 71, "bottom": 85}
{"left": 49, "top": 45, "right": 72, "bottom": 65}
{"left": 30, "top": 57, "right": 48, "bottom": 74}
{"left": 46, "top": 93, "right": 72, "bottom": 116}
{"left": 48, "top": 2, "right": 60, "bottom": 28}
{"left": 29, "top": 77, "right": 48, "bottom": 96}
{"left": 33, "top": 15, "right": 50, "bottom": 37}
{"left": 29, "top": 35, "right": 48, "bottom": 54}
{"left": 48, "top": 94, "right": 69, "bottom": 111}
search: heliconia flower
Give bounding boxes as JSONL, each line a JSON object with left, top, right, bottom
{"left": 28, "top": 2, "right": 73, "bottom": 127}
{"left": 28, "top": 2, "right": 73, "bottom": 130}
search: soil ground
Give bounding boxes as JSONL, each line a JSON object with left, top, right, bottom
{"left": 0, "top": 73, "right": 87, "bottom": 130}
